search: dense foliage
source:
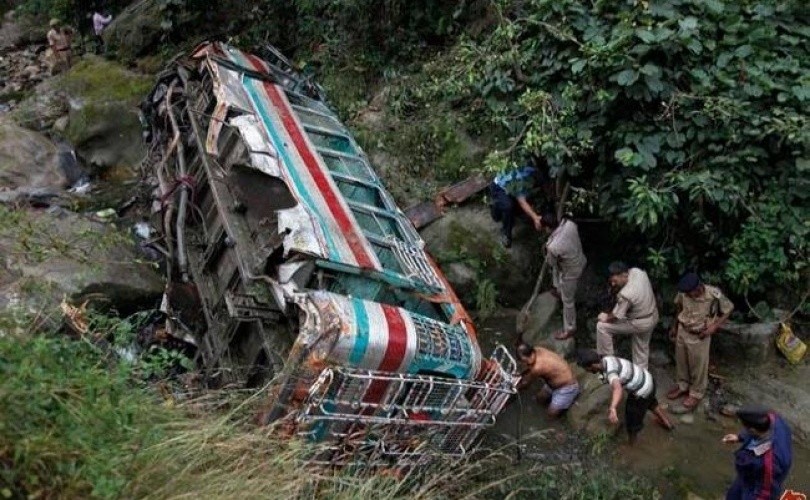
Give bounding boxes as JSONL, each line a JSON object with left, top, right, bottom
{"left": 399, "top": 0, "right": 808, "bottom": 304}
{"left": 11, "top": 0, "right": 808, "bottom": 306}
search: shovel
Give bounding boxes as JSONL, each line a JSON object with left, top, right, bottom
{"left": 515, "top": 248, "right": 549, "bottom": 340}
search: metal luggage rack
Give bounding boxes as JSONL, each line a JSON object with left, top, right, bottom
{"left": 296, "top": 345, "right": 518, "bottom": 465}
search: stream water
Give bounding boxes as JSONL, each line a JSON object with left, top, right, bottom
{"left": 478, "top": 307, "right": 810, "bottom": 498}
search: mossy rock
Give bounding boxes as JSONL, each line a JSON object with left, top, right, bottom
{"left": 421, "top": 205, "right": 541, "bottom": 307}
{"left": 103, "top": 0, "right": 164, "bottom": 62}
{"left": 58, "top": 56, "right": 151, "bottom": 172}
{"left": 59, "top": 57, "right": 153, "bottom": 104}
{"left": 0, "top": 206, "right": 164, "bottom": 314}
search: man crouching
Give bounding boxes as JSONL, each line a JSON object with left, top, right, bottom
{"left": 576, "top": 349, "right": 674, "bottom": 444}
{"left": 516, "top": 343, "right": 580, "bottom": 417}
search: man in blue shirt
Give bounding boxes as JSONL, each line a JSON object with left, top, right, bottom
{"left": 723, "top": 405, "right": 793, "bottom": 499}
{"left": 488, "top": 164, "right": 546, "bottom": 248}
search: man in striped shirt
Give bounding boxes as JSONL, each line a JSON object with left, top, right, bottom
{"left": 577, "top": 349, "right": 674, "bottom": 444}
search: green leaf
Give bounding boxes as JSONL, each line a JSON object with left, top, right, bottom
{"left": 635, "top": 29, "right": 657, "bottom": 44}
{"left": 615, "top": 69, "right": 639, "bottom": 86}
{"left": 705, "top": 0, "right": 724, "bottom": 13}
{"left": 571, "top": 59, "right": 587, "bottom": 74}
{"left": 678, "top": 17, "right": 698, "bottom": 31}
{"left": 639, "top": 63, "right": 661, "bottom": 78}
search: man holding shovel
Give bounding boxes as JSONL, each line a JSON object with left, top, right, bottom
{"left": 540, "top": 212, "right": 586, "bottom": 341}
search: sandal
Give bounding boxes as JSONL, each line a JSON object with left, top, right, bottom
{"left": 653, "top": 413, "right": 676, "bottom": 431}
{"left": 553, "top": 330, "right": 574, "bottom": 340}
{"left": 666, "top": 386, "right": 688, "bottom": 400}
{"left": 682, "top": 396, "right": 701, "bottom": 411}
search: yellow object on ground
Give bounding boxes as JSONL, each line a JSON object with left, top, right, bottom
{"left": 775, "top": 322, "right": 806, "bottom": 364}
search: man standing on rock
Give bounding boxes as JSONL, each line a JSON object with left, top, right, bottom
{"left": 92, "top": 10, "right": 113, "bottom": 54}
{"left": 667, "top": 272, "right": 734, "bottom": 412}
{"left": 488, "top": 161, "right": 548, "bottom": 248}
{"left": 540, "top": 212, "right": 586, "bottom": 341}
{"left": 46, "top": 19, "right": 74, "bottom": 75}
{"left": 577, "top": 349, "right": 674, "bottom": 444}
{"left": 596, "top": 261, "right": 658, "bottom": 370}
{"left": 516, "top": 343, "right": 580, "bottom": 417}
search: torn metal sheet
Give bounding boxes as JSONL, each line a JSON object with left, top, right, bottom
{"left": 139, "top": 41, "right": 518, "bottom": 468}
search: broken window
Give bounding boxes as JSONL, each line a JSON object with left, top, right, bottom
{"left": 306, "top": 128, "right": 356, "bottom": 155}
{"left": 292, "top": 105, "right": 342, "bottom": 132}
{"left": 334, "top": 177, "right": 385, "bottom": 208}
{"left": 320, "top": 152, "right": 374, "bottom": 182}
{"left": 349, "top": 206, "right": 404, "bottom": 241}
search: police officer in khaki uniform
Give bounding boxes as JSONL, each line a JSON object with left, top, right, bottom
{"left": 541, "top": 212, "right": 587, "bottom": 340}
{"left": 596, "top": 261, "right": 658, "bottom": 370}
{"left": 666, "top": 272, "right": 734, "bottom": 411}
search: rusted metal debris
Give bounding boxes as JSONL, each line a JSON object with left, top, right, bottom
{"left": 405, "top": 174, "right": 490, "bottom": 229}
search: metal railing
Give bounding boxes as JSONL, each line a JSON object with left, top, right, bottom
{"left": 295, "top": 345, "right": 517, "bottom": 466}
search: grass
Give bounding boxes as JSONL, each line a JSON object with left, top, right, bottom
{"left": 0, "top": 309, "right": 658, "bottom": 499}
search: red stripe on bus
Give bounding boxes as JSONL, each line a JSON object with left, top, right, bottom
{"left": 379, "top": 305, "right": 407, "bottom": 371}
{"left": 243, "top": 54, "right": 376, "bottom": 270}
{"left": 360, "top": 306, "right": 407, "bottom": 410}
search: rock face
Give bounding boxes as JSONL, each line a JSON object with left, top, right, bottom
{"left": 715, "top": 321, "right": 779, "bottom": 365}
{"left": 421, "top": 205, "right": 541, "bottom": 307}
{"left": 103, "top": 0, "right": 163, "bottom": 61}
{"left": 0, "top": 118, "right": 74, "bottom": 201}
{"left": 0, "top": 207, "right": 164, "bottom": 315}
{"left": 725, "top": 362, "right": 810, "bottom": 442}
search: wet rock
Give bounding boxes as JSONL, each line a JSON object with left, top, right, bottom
{"left": 103, "top": 0, "right": 164, "bottom": 61}
{"left": 421, "top": 205, "right": 541, "bottom": 307}
{"left": 53, "top": 115, "right": 69, "bottom": 132}
{"left": 567, "top": 367, "right": 613, "bottom": 436}
{"left": 725, "top": 363, "right": 810, "bottom": 442}
{"left": 1, "top": 208, "right": 164, "bottom": 313}
{"left": 679, "top": 413, "right": 695, "bottom": 424}
{"left": 714, "top": 321, "right": 779, "bottom": 365}
{"left": 0, "top": 118, "right": 70, "bottom": 200}
{"left": 521, "top": 291, "right": 558, "bottom": 344}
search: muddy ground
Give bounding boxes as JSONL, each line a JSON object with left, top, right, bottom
{"left": 477, "top": 304, "right": 810, "bottom": 498}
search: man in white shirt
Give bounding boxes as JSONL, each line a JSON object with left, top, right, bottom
{"left": 595, "top": 261, "right": 658, "bottom": 370}
{"left": 578, "top": 349, "right": 674, "bottom": 444}
{"left": 92, "top": 10, "right": 113, "bottom": 54}
{"left": 540, "top": 212, "right": 586, "bottom": 340}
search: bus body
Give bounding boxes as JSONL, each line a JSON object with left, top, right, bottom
{"left": 140, "top": 41, "right": 517, "bottom": 466}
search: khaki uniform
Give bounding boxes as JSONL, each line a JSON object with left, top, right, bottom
{"left": 46, "top": 27, "right": 73, "bottom": 74}
{"left": 596, "top": 267, "right": 658, "bottom": 370}
{"left": 545, "top": 219, "right": 586, "bottom": 333}
{"left": 674, "top": 285, "right": 733, "bottom": 399}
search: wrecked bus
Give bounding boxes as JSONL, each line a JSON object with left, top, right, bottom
{"left": 139, "top": 41, "right": 517, "bottom": 466}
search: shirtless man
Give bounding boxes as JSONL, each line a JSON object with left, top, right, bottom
{"left": 516, "top": 343, "right": 580, "bottom": 417}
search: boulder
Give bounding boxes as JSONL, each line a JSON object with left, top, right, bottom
{"left": 421, "top": 205, "right": 542, "bottom": 307}
{"left": 59, "top": 57, "right": 152, "bottom": 172}
{"left": 567, "top": 366, "right": 614, "bottom": 436}
{"left": 725, "top": 363, "right": 810, "bottom": 441}
{"left": 1, "top": 208, "right": 164, "bottom": 314}
{"left": 0, "top": 118, "right": 74, "bottom": 201}
{"left": 714, "top": 321, "right": 779, "bottom": 365}
{"left": 103, "top": 0, "right": 164, "bottom": 61}
{"left": 9, "top": 77, "right": 69, "bottom": 130}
